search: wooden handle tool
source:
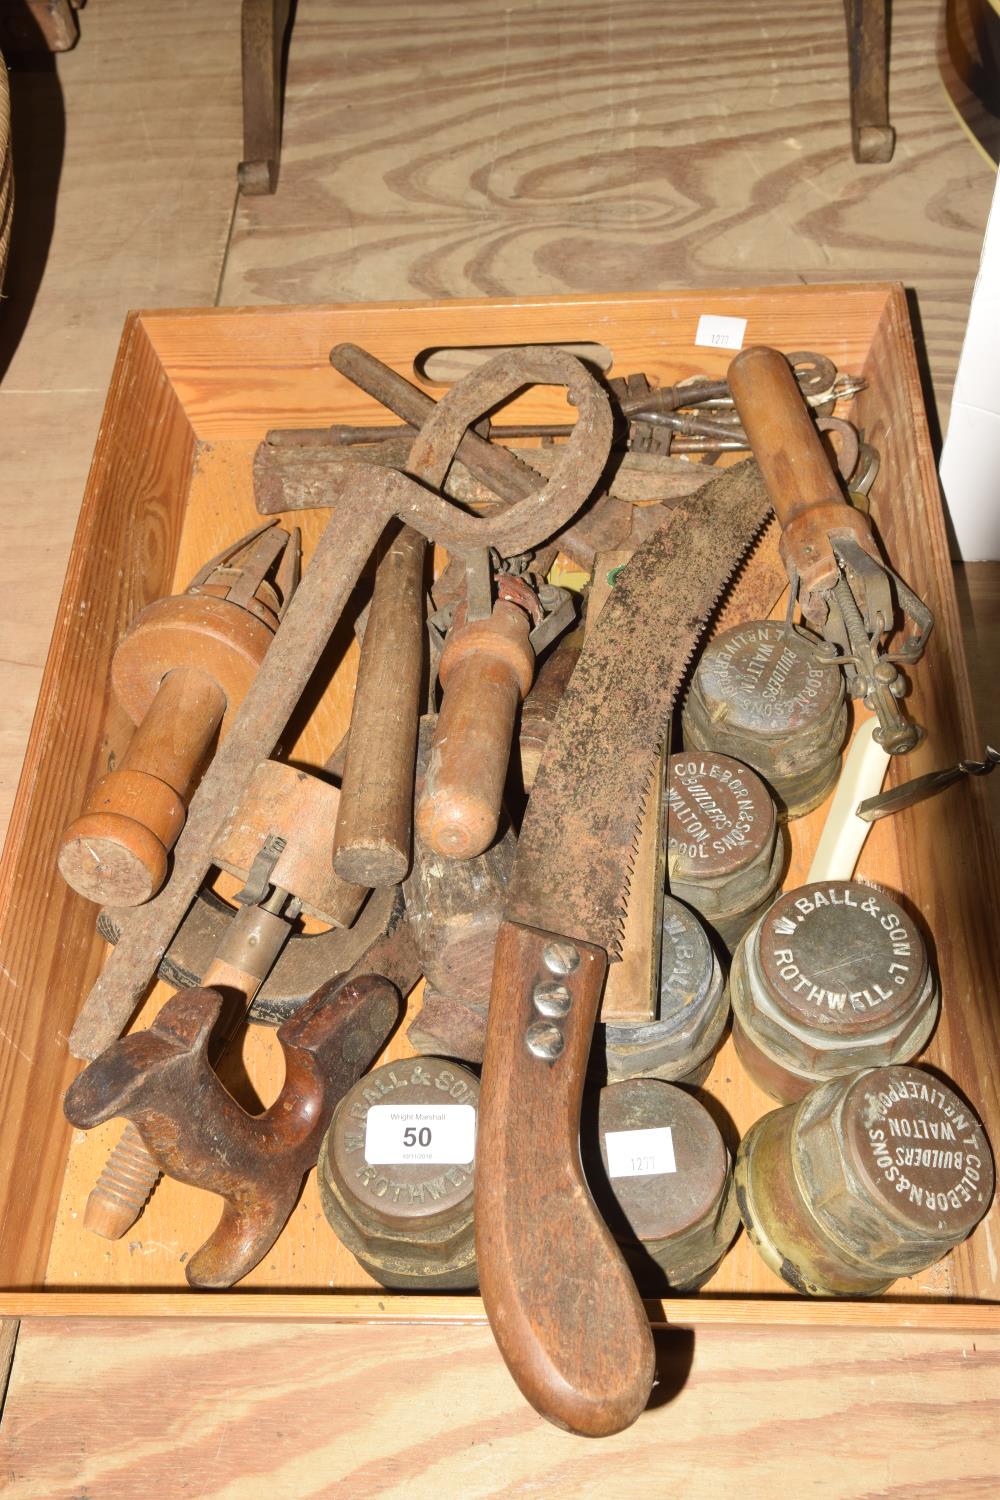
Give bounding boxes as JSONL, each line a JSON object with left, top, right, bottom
{"left": 728, "top": 346, "right": 932, "bottom": 753}
{"left": 727, "top": 345, "right": 885, "bottom": 608}
{"left": 416, "top": 596, "right": 535, "bottom": 860}
{"left": 477, "top": 920, "right": 655, "bottom": 1436}
{"left": 333, "top": 522, "right": 426, "bottom": 885}
{"left": 58, "top": 523, "right": 300, "bottom": 907}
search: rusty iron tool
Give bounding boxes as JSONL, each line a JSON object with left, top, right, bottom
{"left": 476, "top": 457, "right": 772, "bottom": 1437}
{"left": 89, "top": 751, "right": 378, "bottom": 1238}
{"left": 324, "top": 345, "right": 711, "bottom": 572}
{"left": 70, "top": 347, "right": 612, "bottom": 1062}
{"left": 85, "top": 833, "right": 302, "bottom": 1241}
{"left": 254, "top": 429, "right": 715, "bottom": 545}
{"left": 856, "top": 745, "right": 1000, "bottom": 821}
{"left": 97, "top": 884, "right": 417, "bottom": 1029}
{"left": 280, "top": 350, "right": 852, "bottom": 452}
{"left": 328, "top": 342, "right": 544, "bottom": 504}
{"left": 65, "top": 972, "right": 399, "bottom": 1288}
{"left": 728, "top": 345, "right": 933, "bottom": 753}
{"left": 58, "top": 522, "right": 300, "bottom": 909}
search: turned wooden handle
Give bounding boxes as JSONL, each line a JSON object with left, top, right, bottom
{"left": 58, "top": 667, "right": 226, "bottom": 906}
{"left": 727, "top": 347, "right": 843, "bottom": 528}
{"left": 333, "top": 523, "right": 426, "bottom": 885}
{"left": 518, "top": 630, "right": 582, "bottom": 791}
{"left": 416, "top": 601, "right": 534, "bottom": 860}
{"left": 728, "top": 346, "right": 875, "bottom": 603}
{"left": 476, "top": 919, "right": 656, "bottom": 1436}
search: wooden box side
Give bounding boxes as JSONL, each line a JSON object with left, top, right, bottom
{"left": 136, "top": 284, "right": 898, "bottom": 440}
{"left": 3, "top": 285, "right": 997, "bottom": 1323}
{"left": 0, "top": 318, "right": 196, "bottom": 1287}
{"left": 857, "top": 288, "right": 1000, "bottom": 1300}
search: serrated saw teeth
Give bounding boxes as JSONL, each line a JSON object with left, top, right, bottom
{"left": 505, "top": 458, "right": 772, "bottom": 956}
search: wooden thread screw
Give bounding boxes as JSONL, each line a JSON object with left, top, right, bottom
{"left": 84, "top": 1122, "right": 162, "bottom": 1240}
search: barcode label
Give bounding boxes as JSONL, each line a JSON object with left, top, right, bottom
{"left": 364, "top": 1104, "right": 476, "bottom": 1165}
{"left": 694, "top": 314, "right": 747, "bottom": 351}
{"left": 605, "top": 1126, "right": 676, "bottom": 1179}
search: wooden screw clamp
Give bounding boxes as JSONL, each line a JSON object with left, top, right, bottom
{"left": 83, "top": 745, "right": 388, "bottom": 1241}
{"left": 58, "top": 522, "right": 300, "bottom": 907}
{"left": 64, "top": 974, "right": 400, "bottom": 1288}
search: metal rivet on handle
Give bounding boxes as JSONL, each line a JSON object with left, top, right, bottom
{"left": 542, "top": 941, "right": 579, "bottom": 976}
{"left": 533, "top": 981, "right": 572, "bottom": 1018}
{"left": 526, "top": 1020, "right": 565, "bottom": 1060}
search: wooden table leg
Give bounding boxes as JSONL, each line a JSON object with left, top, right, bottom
{"left": 845, "top": 0, "right": 896, "bottom": 162}
{"left": 239, "top": 0, "right": 294, "bottom": 195}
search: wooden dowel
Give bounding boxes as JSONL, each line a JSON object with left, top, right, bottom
{"left": 727, "top": 347, "right": 842, "bottom": 528}
{"left": 333, "top": 524, "right": 426, "bottom": 886}
{"left": 518, "top": 630, "right": 582, "bottom": 792}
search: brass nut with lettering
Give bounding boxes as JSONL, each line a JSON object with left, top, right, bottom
{"left": 318, "top": 1056, "right": 478, "bottom": 1290}
{"left": 584, "top": 1078, "right": 740, "bottom": 1292}
{"left": 682, "top": 620, "right": 847, "bottom": 819}
{"left": 735, "top": 1065, "right": 995, "bottom": 1295}
{"left": 666, "top": 752, "right": 785, "bottom": 952}
{"left": 600, "top": 897, "right": 728, "bottom": 1084}
{"left": 730, "top": 880, "right": 939, "bottom": 1103}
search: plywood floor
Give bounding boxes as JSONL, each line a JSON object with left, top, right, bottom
{"left": 1, "top": 0, "right": 999, "bottom": 1493}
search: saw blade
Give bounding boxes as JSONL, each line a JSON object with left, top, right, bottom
{"left": 506, "top": 458, "right": 772, "bottom": 956}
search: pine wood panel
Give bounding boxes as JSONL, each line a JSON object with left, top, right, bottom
{"left": 2, "top": 1292, "right": 1000, "bottom": 1331}
{"left": 138, "top": 285, "right": 893, "bottom": 441}
{"left": 0, "top": 319, "right": 196, "bottom": 1288}
{"left": 2, "top": 1318, "right": 999, "bottom": 1498}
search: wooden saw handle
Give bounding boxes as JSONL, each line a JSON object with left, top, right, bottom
{"left": 476, "top": 919, "right": 656, "bottom": 1436}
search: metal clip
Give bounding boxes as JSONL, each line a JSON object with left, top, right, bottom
{"left": 187, "top": 520, "right": 302, "bottom": 627}
{"left": 824, "top": 535, "right": 933, "bottom": 754}
{"left": 233, "top": 833, "right": 288, "bottom": 906}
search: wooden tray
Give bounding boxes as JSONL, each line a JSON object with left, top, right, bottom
{"left": 1, "top": 285, "right": 997, "bottom": 1333}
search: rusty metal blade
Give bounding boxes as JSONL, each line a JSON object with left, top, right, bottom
{"left": 506, "top": 458, "right": 772, "bottom": 956}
